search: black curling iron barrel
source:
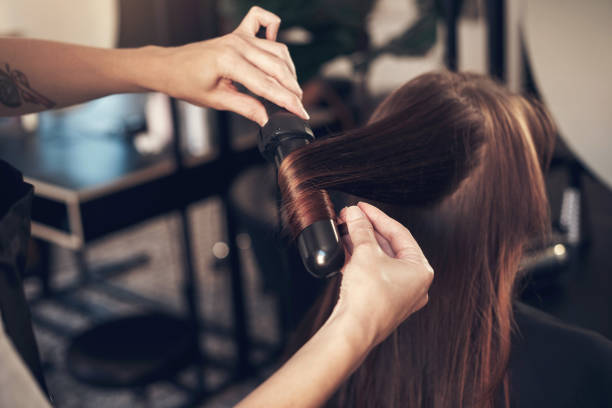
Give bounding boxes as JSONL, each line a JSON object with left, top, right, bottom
{"left": 258, "top": 105, "right": 345, "bottom": 278}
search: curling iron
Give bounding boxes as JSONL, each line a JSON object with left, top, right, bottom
{"left": 258, "top": 103, "right": 345, "bottom": 278}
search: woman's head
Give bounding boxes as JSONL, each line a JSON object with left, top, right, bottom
{"left": 279, "top": 71, "right": 554, "bottom": 235}
{"left": 279, "top": 71, "right": 557, "bottom": 407}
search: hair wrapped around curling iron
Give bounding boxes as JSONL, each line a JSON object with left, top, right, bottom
{"left": 277, "top": 85, "right": 485, "bottom": 239}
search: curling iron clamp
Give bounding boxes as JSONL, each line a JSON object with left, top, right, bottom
{"left": 258, "top": 103, "right": 345, "bottom": 278}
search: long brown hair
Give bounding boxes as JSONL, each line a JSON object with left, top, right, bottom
{"left": 277, "top": 71, "right": 556, "bottom": 407}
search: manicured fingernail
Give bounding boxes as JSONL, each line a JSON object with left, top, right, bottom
{"left": 345, "top": 206, "right": 364, "bottom": 221}
{"left": 300, "top": 105, "right": 310, "bottom": 120}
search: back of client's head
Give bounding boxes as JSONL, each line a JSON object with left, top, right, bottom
{"left": 278, "top": 71, "right": 557, "bottom": 407}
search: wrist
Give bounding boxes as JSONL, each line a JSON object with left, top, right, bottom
{"left": 324, "top": 306, "right": 378, "bottom": 354}
{"left": 121, "top": 45, "right": 171, "bottom": 94}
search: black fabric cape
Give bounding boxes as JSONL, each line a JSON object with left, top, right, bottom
{"left": 0, "top": 159, "right": 49, "bottom": 396}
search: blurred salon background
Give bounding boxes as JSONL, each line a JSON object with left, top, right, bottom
{"left": 0, "top": 0, "right": 610, "bottom": 406}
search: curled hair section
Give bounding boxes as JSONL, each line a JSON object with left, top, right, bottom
{"left": 278, "top": 71, "right": 487, "bottom": 238}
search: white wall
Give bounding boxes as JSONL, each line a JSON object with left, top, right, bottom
{"left": 0, "top": 0, "right": 118, "bottom": 48}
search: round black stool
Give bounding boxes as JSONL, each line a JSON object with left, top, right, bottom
{"left": 66, "top": 313, "right": 197, "bottom": 389}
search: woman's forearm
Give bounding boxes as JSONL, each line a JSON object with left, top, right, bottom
{"left": 1, "top": 7, "right": 309, "bottom": 123}
{"left": 235, "top": 310, "right": 375, "bottom": 408}
{"left": 0, "top": 38, "right": 162, "bottom": 116}
{"left": 0, "top": 8, "right": 310, "bottom": 124}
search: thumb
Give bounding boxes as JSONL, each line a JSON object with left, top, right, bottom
{"left": 343, "top": 206, "right": 377, "bottom": 250}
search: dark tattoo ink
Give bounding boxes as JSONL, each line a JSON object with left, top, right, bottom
{"left": 0, "top": 63, "right": 56, "bottom": 109}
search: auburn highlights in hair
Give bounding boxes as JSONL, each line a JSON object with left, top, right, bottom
{"left": 277, "top": 71, "right": 557, "bottom": 407}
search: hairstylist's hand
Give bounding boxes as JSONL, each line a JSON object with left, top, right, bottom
{"left": 236, "top": 203, "right": 430, "bottom": 408}
{"left": 334, "top": 202, "right": 434, "bottom": 347}
{"left": 155, "top": 6, "right": 308, "bottom": 125}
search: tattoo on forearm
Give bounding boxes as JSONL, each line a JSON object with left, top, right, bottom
{"left": 0, "top": 63, "right": 56, "bottom": 109}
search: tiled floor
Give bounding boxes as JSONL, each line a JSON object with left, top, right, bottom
{"left": 27, "top": 197, "right": 279, "bottom": 407}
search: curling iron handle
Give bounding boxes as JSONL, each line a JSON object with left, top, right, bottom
{"left": 262, "top": 99, "right": 286, "bottom": 119}
{"left": 258, "top": 103, "right": 344, "bottom": 278}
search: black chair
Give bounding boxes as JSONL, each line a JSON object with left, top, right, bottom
{"left": 67, "top": 312, "right": 197, "bottom": 399}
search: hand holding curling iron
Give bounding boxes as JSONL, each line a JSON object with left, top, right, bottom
{"left": 156, "top": 6, "right": 308, "bottom": 126}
